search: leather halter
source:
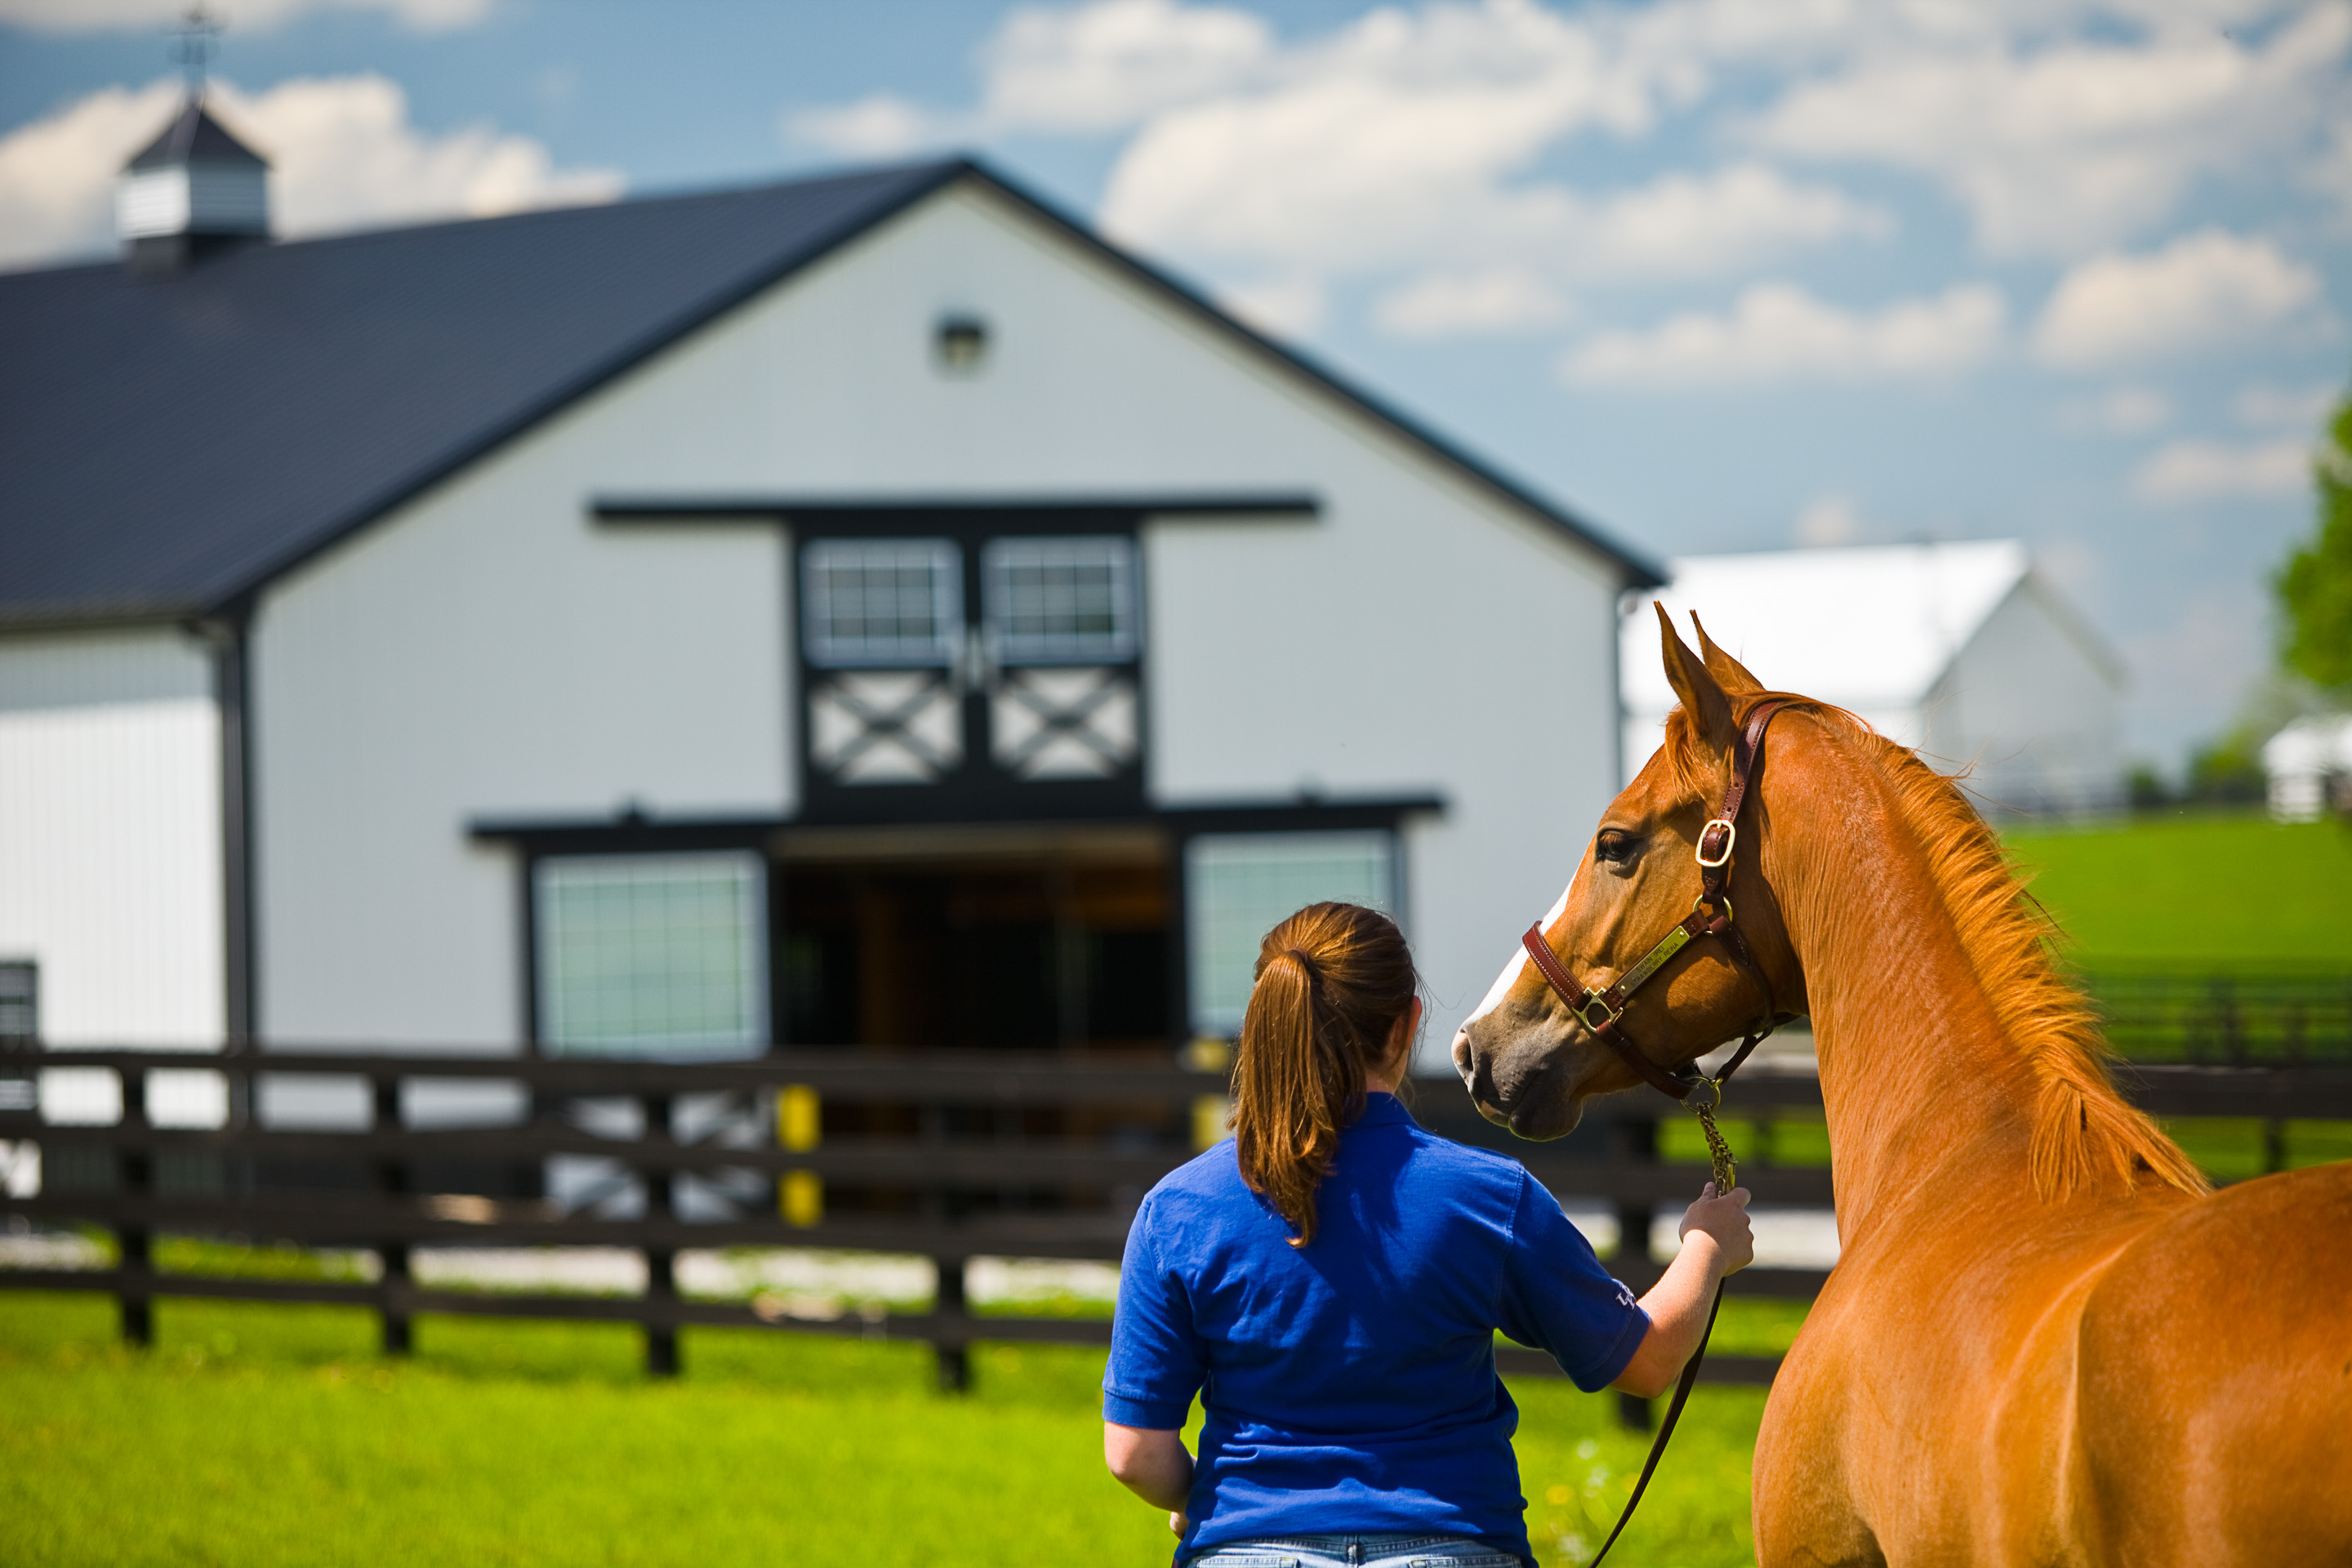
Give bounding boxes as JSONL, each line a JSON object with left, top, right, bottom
{"left": 1521, "top": 700, "right": 1793, "bottom": 1103}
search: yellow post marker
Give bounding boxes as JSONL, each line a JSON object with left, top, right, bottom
{"left": 782, "top": 1168, "right": 822, "bottom": 1228}
{"left": 1192, "top": 1094, "right": 1232, "bottom": 1152}
{"left": 778, "top": 1084, "right": 821, "bottom": 1152}
{"left": 777, "top": 1085, "right": 822, "bottom": 1227}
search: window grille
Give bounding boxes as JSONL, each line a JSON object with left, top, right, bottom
{"left": 0, "top": 962, "right": 34, "bottom": 1049}
{"left": 802, "top": 539, "right": 963, "bottom": 667}
{"left": 1184, "top": 833, "right": 1396, "bottom": 1038}
{"left": 534, "top": 854, "right": 766, "bottom": 1059}
{"left": 982, "top": 536, "right": 1136, "bottom": 663}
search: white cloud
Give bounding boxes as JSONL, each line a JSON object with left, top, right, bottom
{"left": 2059, "top": 384, "right": 2174, "bottom": 434}
{"left": 788, "top": 0, "right": 1271, "bottom": 155}
{"left": 0, "top": 75, "right": 621, "bottom": 270}
{"left": 1751, "top": 2, "right": 2352, "bottom": 256}
{"left": 1793, "top": 492, "right": 1863, "bottom": 546}
{"left": 786, "top": 0, "right": 1880, "bottom": 328}
{"left": 1569, "top": 163, "right": 1890, "bottom": 276}
{"left": 979, "top": 0, "right": 1272, "bottom": 132}
{"left": 784, "top": 94, "right": 954, "bottom": 159}
{"left": 1561, "top": 281, "right": 2007, "bottom": 388}
{"left": 2031, "top": 229, "right": 2324, "bottom": 367}
{"left": 2235, "top": 379, "right": 2340, "bottom": 429}
{"left": 1214, "top": 274, "right": 1326, "bottom": 338}
{"left": 0, "top": 0, "right": 492, "bottom": 32}
{"left": 1096, "top": 1, "right": 1659, "bottom": 274}
{"left": 1374, "top": 266, "right": 1568, "bottom": 338}
{"left": 2132, "top": 436, "right": 2310, "bottom": 501}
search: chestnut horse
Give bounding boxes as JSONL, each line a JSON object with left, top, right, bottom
{"left": 1454, "top": 607, "right": 2352, "bottom": 1567}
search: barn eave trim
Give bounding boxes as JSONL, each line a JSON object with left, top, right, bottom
{"left": 591, "top": 492, "right": 1321, "bottom": 523}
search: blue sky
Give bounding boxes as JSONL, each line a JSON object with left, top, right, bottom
{"left": 4, "top": 0, "right": 2347, "bottom": 768}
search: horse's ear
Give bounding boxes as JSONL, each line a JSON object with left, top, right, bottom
{"left": 1689, "top": 613, "right": 1765, "bottom": 694}
{"left": 1657, "top": 601, "right": 1738, "bottom": 754}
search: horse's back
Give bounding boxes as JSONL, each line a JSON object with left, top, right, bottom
{"left": 2076, "top": 1162, "right": 2352, "bottom": 1567}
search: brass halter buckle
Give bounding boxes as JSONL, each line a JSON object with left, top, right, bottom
{"left": 1695, "top": 818, "right": 1736, "bottom": 868}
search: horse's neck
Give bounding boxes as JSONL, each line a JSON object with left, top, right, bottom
{"left": 1775, "top": 775, "right": 2037, "bottom": 1246}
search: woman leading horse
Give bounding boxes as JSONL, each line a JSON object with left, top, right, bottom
{"left": 1455, "top": 606, "right": 2352, "bottom": 1567}
{"left": 1102, "top": 901, "right": 1752, "bottom": 1567}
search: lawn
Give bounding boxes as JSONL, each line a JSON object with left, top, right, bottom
{"left": 2001, "top": 808, "right": 2352, "bottom": 965}
{"left": 0, "top": 1290, "right": 1780, "bottom": 1567}
{"left": 10, "top": 814, "right": 2341, "bottom": 1567}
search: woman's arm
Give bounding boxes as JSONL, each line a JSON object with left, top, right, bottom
{"left": 1103, "top": 1423, "right": 1192, "bottom": 1512}
{"left": 1610, "top": 1182, "right": 1754, "bottom": 1399}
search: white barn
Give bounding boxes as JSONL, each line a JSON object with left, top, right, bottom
{"left": 0, "top": 100, "right": 1659, "bottom": 1075}
{"left": 1622, "top": 541, "right": 2126, "bottom": 817}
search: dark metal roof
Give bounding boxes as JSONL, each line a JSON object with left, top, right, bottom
{"left": 126, "top": 96, "right": 268, "bottom": 170}
{"left": 0, "top": 157, "right": 1657, "bottom": 629}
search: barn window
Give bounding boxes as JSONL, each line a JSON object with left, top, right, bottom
{"left": 1184, "top": 832, "right": 1397, "bottom": 1038}
{"left": 801, "top": 539, "right": 963, "bottom": 667}
{"left": 0, "top": 962, "right": 34, "bottom": 1048}
{"left": 534, "top": 853, "right": 767, "bottom": 1058}
{"left": 982, "top": 536, "right": 1137, "bottom": 662}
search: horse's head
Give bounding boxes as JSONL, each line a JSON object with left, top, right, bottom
{"left": 1451, "top": 604, "right": 1809, "bottom": 1138}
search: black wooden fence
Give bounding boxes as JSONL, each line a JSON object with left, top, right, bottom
{"left": 2, "top": 1045, "right": 2346, "bottom": 1419}
{"left": 2078, "top": 968, "right": 2352, "bottom": 1063}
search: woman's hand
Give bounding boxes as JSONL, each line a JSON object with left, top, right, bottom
{"left": 1677, "top": 1181, "right": 1754, "bottom": 1275}
{"left": 1611, "top": 1181, "right": 1753, "bottom": 1399}
{"left": 1169, "top": 1511, "right": 1189, "bottom": 1537}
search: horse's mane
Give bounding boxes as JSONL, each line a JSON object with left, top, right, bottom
{"left": 1664, "top": 695, "right": 2209, "bottom": 1202}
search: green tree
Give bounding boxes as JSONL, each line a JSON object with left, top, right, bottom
{"left": 2275, "top": 388, "right": 2352, "bottom": 693}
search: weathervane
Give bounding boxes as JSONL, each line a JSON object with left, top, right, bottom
{"left": 172, "top": 5, "right": 223, "bottom": 96}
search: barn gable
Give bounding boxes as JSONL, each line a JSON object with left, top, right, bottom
{"left": 2, "top": 156, "right": 1659, "bottom": 1062}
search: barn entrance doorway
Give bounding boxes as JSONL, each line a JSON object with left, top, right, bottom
{"left": 770, "top": 821, "right": 1173, "bottom": 1055}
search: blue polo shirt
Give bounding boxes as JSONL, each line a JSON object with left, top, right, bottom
{"left": 1103, "top": 1093, "right": 1649, "bottom": 1562}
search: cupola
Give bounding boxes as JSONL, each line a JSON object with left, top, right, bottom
{"left": 116, "top": 96, "right": 270, "bottom": 276}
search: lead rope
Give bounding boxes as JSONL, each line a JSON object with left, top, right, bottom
{"left": 1584, "top": 1113, "right": 1738, "bottom": 1568}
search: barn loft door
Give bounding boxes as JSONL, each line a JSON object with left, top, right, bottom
{"left": 795, "top": 522, "right": 1145, "bottom": 822}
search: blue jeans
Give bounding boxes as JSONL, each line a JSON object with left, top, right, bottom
{"left": 1186, "top": 1535, "right": 1525, "bottom": 1568}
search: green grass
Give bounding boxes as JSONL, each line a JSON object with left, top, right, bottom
{"left": 2002, "top": 809, "right": 2352, "bottom": 965}
{"left": 0, "top": 1290, "right": 1769, "bottom": 1567}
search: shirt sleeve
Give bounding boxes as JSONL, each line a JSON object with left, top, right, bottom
{"left": 1101, "top": 1193, "right": 1207, "bottom": 1428}
{"left": 1496, "top": 1170, "right": 1651, "bottom": 1393}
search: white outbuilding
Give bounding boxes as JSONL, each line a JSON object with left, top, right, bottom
{"left": 2263, "top": 715, "right": 2352, "bottom": 822}
{"left": 0, "top": 100, "right": 1660, "bottom": 1075}
{"left": 1621, "top": 541, "right": 2127, "bottom": 817}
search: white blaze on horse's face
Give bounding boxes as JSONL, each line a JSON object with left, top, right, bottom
{"left": 1450, "top": 870, "right": 1578, "bottom": 1084}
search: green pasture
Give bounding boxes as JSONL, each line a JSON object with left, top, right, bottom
{"left": 0, "top": 1288, "right": 1791, "bottom": 1567}
{"left": 7, "top": 815, "right": 2345, "bottom": 1565}
{"left": 2001, "top": 808, "right": 2352, "bottom": 965}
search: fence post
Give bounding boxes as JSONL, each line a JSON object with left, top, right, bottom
{"left": 118, "top": 1063, "right": 152, "bottom": 1348}
{"left": 372, "top": 1072, "right": 412, "bottom": 1356}
{"left": 934, "top": 1254, "right": 969, "bottom": 1393}
{"left": 644, "top": 1091, "right": 679, "bottom": 1378}
{"left": 1612, "top": 1115, "right": 1658, "bottom": 1432}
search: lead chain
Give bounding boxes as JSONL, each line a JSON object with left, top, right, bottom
{"left": 1689, "top": 1098, "right": 1739, "bottom": 1196}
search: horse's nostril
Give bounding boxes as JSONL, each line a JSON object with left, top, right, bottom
{"left": 1450, "top": 1028, "right": 1473, "bottom": 1084}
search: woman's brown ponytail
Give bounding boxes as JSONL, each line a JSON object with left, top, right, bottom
{"left": 1231, "top": 902, "right": 1417, "bottom": 1246}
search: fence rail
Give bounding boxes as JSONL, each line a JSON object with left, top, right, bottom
{"left": 2080, "top": 969, "right": 2352, "bottom": 1063}
{"left": 2, "top": 1045, "right": 2346, "bottom": 1419}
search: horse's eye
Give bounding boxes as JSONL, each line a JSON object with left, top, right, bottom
{"left": 1594, "top": 830, "right": 1639, "bottom": 866}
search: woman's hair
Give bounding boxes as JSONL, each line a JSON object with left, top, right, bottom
{"left": 1232, "top": 902, "right": 1418, "bottom": 1247}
